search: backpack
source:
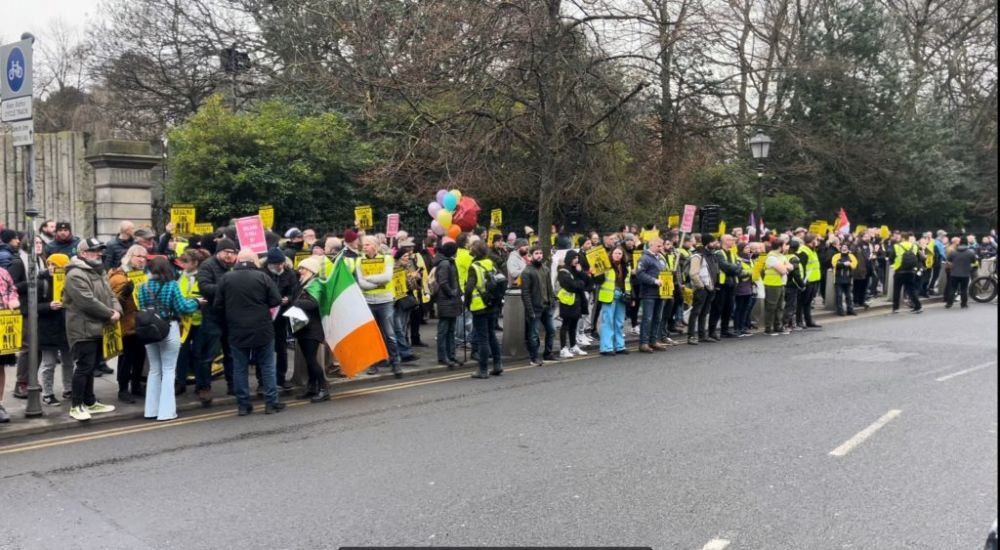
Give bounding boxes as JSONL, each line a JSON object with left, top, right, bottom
{"left": 898, "top": 244, "right": 920, "bottom": 272}
{"left": 477, "top": 263, "right": 508, "bottom": 308}
{"left": 134, "top": 283, "right": 172, "bottom": 344}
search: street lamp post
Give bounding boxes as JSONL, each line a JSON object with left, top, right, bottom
{"left": 749, "top": 129, "right": 772, "bottom": 228}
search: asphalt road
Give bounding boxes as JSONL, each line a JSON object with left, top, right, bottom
{"left": 1, "top": 303, "right": 996, "bottom": 549}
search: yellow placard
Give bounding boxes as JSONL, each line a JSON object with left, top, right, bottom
{"left": 854, "top": 224, "right": 868, "bottom": 235}
{"left": 355, "top": 205, "right": 374, "bottom": 231}
{"left": 128, "top": 271, "right": 148, "bottom": 307}
{"left": 360, "top": 258, "right": 385, "bottom": 278}
{"left": 490, "top": 209, "right": 502, "bottom": 228}
{"left": 259, "top": 205, "right": 274, "bottom": 230}
{"left": 0, "top": 310, "right": 23, "bottom": 355}
{"left": 179, "top": 315, "right": 193, "bottom": 344}
{"left": 192, "top": 223, "right": 214, "bottom": 235}
{"left": 102, "top": 321, "right": 124, "bottom": 359}
{"left": 682, "top": 287, "right": 694, "bottom": 306}
{"left": 808, "top": 221, "right": 828, "bottom": 237}
{"left": 170, "top": 204, "right": 196, "bottom": 236}
{"left": 658, "top": 271, "right": 675, "bottom": 299}
{"left": 52, "top": 268, "right": 65, "bottom": 303}
{"left": 293, "top": 251, "right": 311, "bottom": 269}
{"left": 392, "top": 268, "right": 409, "bottom": 301}
{"left": 640, "top": 229, "right": 660, "bottom": 244}
{"left": 668, "top": 215, "right": 680, "bottom": 229}
{"left": 586, "top": 247, "right": 612, "bottom": 275}
{"left": 879, "top": 225, "right": 890, "bottom": 240}
{"left": 488, "top": 229, "right": 502, "bottom": 246}
{"left": 632, "top": 250, "right": 642, "bottom": 271}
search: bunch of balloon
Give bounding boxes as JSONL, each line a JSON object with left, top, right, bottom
{"left": 427, "top": 188, "right": 481, "bottom": 239}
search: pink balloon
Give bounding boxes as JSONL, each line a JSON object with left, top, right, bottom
{"left": 427, "top": 201, "right": 442, "bottom": 218}
{"left": 430, "top": 220, "right": 446, "bottom": 236}
{"left": 436, "top": 189, "right": 449, "bottom": 205}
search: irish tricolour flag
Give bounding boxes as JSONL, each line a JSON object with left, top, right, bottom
{"left": 306, "top": 257, "right": 388, "bottom": 378}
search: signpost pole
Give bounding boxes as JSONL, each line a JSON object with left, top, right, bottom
{"left": 6, "top": 33, "right": 42, "bottom": 417}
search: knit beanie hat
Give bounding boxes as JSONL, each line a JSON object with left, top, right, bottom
{"left": 46, "top": 253, "right": 70, "bottom": 268}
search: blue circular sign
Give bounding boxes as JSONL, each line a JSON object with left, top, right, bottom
{"left": 6, "top": 47, "right": 26, "bottom": 93}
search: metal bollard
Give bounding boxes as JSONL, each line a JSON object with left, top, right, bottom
{"left": 501, "top": 289, "right": 527, "bottom": 361}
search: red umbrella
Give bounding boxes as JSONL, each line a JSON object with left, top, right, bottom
{"left": 453, "top": 196, "right": 481, "bottom": 232}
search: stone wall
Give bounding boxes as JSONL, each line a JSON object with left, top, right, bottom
{"left": 0, "top": 132, "right": 163, "bottom": 241}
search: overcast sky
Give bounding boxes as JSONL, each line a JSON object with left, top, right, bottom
{"left": 1, "top": 0, "right": 101, "bottom": 45}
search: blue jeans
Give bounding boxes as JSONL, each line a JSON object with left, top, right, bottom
{"left": 525, "top": 305, "right": 556, "bottom": 361}
{"left": 369, "top": 302, "right": 400, "bottom": 368}
{"left": 639, "top": 297, "right": 663, "bottom": 346}
{"left": 393, "top": 304, "right": 413, "bottom": 358}
{"left": 454, "top": 309, "right": 475, "bottom": 348}
{"left": 231, "top": 340, "right": 277, "bottom": 408}
{"left": 436, "top": 316, "right": 457, "bottom": 362}
{"left": 144, "top": 321, "right": 181, "bottom": 420}
{"left": 473, "top": 312, "right": 501, "bottom": 374}
{"left": 599, "top": 294, "right": 626, "bottom": 353}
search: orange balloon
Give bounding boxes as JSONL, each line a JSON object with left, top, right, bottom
{"left": 447, "top": 224, "right": 461, "bottom": 239}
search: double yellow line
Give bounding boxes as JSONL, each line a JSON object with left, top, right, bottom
{"left": 0, "top": 356, "right": 589, "bottom": 456}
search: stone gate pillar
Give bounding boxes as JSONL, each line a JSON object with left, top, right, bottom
{"left": 85, "top": 140, "right": 162, "bottom": 242}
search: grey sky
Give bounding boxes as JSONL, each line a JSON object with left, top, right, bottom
{"left": 1, "top": 0, "right": 101, "bottom": 45}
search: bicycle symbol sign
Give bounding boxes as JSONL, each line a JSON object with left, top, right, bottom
{"left": 5, "top": 47, "right": 25, "bottom": 93}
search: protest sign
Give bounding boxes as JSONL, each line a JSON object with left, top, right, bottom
{"left": 235, "top": 215, "right": 268, "bottom": 254}
{"left": 170, "top": 204, "right": 196, "bottom": 236}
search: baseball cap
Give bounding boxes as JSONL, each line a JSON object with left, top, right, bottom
{"left": 78, "top": 237, "right": 106, "bottom": 252}
{"left": 134, "top": 228, "right": 156, "bottom": 240}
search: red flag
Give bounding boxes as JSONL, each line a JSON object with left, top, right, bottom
{"left": 834, "top": 208, "right": 851, "bottom": 235}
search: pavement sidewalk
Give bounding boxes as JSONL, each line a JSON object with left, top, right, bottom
{"left": 0, "top": 293, "right": 931, "bottom": 441}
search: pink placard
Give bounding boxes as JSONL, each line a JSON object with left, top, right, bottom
{"left": 680, "top": 204, "right": 697, "bottom": 233}
{"left": 235, "top": 215, "right": 268, "bottom": 254}
{"left": 387, "top": 213, "right": 400, "bottom": 238}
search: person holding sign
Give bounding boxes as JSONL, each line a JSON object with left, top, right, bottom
{"left": 634, "top": 238, "right": 667, "bottom": 353}
{"left": 356, "top": 235, "right": 402, "bottom": 378}
{"left": 593, "top": 247, "right": 632, "bottom": 356}
{"left": 108, "top": 245, "right": 150, "bottom": 404}
{"left": 37, "top": 254, "right": 73, "bottom": 406}
{"left": 63, "top": 238, "right": 122, "bottom": 422}
{"left": 0, "top": 267, "right": 21, "bottom": 423}
{"left": 391, "top": 242, "right": 421, "bottom": 364}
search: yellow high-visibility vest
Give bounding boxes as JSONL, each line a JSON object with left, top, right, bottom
{"left": 597, "top": 266, "right": 632, "bottom": 304}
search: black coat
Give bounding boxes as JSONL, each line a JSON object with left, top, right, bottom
{"left": 214, "top": 262, "right": 282, "bottom": 349}
{"left": 103, "top": 236, "right": 135, "bottom": 269}
{"left": 197, "top": 255, "right": 231, "bottom": 320}
{"left": 432, "top": 254, "right": 463, "bottom": 318}
{"left": 292, "top": 285, "right": 326, "bottom": 343}
{"left": 261, "top": 265, "right": 299, "bottom": 316}
{"left": 520, "top": 262, "right": 553, "bottom": 314}
{"left": 36, "top": 272, "right": 68, "bottom": 349}
{"left": 557, "top": 267, "right": 588, "bottom": 319}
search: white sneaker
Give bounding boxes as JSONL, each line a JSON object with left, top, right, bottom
{"left": 631, "top": 326, "right": 641, "bottom": 335}
{"left": 559, "top": 347, "right": 575, "bottom": 359}
{"left": 577, "top": 335, "right": 592, "bottom": 346}
{"left": 69, "top": 405, "right": 92, "bottom": 421}
{"left": 663, "top": 338, "right": 677, "bottom": 346}
{"left": 570, "top": 345, "right": 587, "bottom": 356}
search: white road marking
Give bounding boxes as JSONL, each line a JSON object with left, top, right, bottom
{"left": 934, "top": 362, "right": 995, "bottom": 382}
{"left": 829, "top": 409, "right": 902, "bottom": 457}
{"left": 702, "top": 538, "right": 731, "bottom": 550}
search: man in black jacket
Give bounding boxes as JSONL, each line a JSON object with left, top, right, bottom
{"left": 521, "top": 246, "right": 556, "bottom": 365}
{"left": 260, "top": 248, "right": 298, "bottom": 391}
{"left": 103, "top": 221, "right": 135, "bottom": 269}
{"left": 708, "top": 234, "right": 743, "bottom": 339}
{"left": 215, "top": 249, "right": 284, "bottom": 415}
{"left": 945, "top": 243, "right": 978, "bottom": 308}
{"left": 196, "top": 238, "right": 238, "bottom": 398}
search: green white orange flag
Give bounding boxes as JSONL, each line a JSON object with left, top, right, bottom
{"left": 306, "top": 257, "right": 388, "bottom": 378}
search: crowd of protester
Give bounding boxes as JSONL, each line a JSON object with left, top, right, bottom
{"left": 1, "top": 216, "right": 996, "bottom": 424}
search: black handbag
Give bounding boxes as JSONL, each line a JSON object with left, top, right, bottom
{"left": 134, "top": 283, "right": 171, "bottom": 344}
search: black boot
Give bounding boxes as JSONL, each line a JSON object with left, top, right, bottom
{"left": 310, "top": 388, "right": 330, "bottom": 403}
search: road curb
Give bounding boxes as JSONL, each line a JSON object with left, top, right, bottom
{"left": 0, "top": 295, "right": 942, "bottom": 442}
